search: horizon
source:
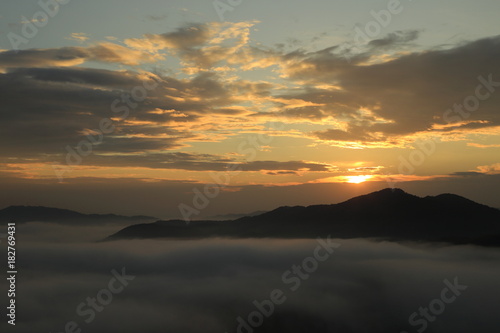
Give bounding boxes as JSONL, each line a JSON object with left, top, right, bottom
{"left": 2, "top": 187, "right": 499, "bottom": 220}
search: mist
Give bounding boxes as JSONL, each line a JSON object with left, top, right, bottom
{"left": 1, "top": 223, "right": 499, "bottom": 333}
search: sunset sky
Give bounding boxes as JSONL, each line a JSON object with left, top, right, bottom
{"left": 1, "top": 0, "right": 500, "bottom": 218}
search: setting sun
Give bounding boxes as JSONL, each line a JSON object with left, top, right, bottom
{"left": 346, "top": 175, "right": 373, "bottom": 184}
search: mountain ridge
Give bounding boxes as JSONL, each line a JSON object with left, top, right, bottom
{"left": 0, "top": 205, "right": 157, "bottom": 225}
{"left": 105, "top": 188, "right": 500, "bottom": 246}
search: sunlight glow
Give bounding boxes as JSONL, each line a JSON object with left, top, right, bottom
{"left": 346, "top": 175, "right": 373, "bottom": 184}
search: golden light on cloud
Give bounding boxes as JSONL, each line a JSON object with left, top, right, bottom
{"left": 345, "top": 175, "right": 373, "bottom": 184}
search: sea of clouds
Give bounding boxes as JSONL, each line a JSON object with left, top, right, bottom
{"left": 1, "top": 222, "right": 499, "bottom": 333}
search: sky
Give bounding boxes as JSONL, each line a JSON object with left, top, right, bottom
{"left": 1, "top": 0, "right": 500, "bottom": 218}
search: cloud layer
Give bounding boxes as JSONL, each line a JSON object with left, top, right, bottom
{"left": 4, "top": 226, "right": 500, "bottom": 333}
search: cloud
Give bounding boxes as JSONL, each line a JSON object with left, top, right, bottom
{"left": 450, "top": 171, "right": 485, "bottom": 177}
{"left": 5, "top": 25, "right": 499, "bottom": 150}
{"left": 0, "top": 44, "right": 162, "bottom": 69}
{"left": 86, "top": 43, "right": 163, "bottom": 65}
{"left": 5, "top": 151, "right": 333, "bottom": 174}
{"left": 264, "top": 171, "right": 301, "bottom": 176}
{"left": 313, "top": 127, "right": 385, "bottom": 143}
{"left": 242, "top": 161, "right": 332, "bottom": 172}
{"left": 7, "top": 233, "right": 500, "bottom": 333}
{"left": 125, "top": 21, "right": 258, "bottom": 71}
{"left": 0, "top": 65, "right": 277, "bottom": 161}
{"left": 476, "top": 163, "right": 500, "bottom": 174}
{"left": 146, "top": 14, "right": 168, "bottom": 22}
{"left": 467, "top": 143, "right": 500, "bottom": 148}
{"left": 66, "top": 33, "right": 91, "bottom": 43}
{"left": 368, "top": 30, "right": 420, "bottom": 49}
{"left": 0, "top": 47, "right": 89, "bottom": 69}
{"left": 273, "top": 35, "right": 500, "bottom": 145}
{"left": 0, "top": 67, "right": 183, "bottom": 157}
{"left": 1, "top": 21, "right": 500, "bottom": 186}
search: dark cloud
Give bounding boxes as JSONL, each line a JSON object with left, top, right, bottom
{"left": 264, "top": 171, "right": 300, "bottom": 176}
{"left": 0, "top": 65, "right": 270, "bottom": 160}
{"left": 126, "top": 21, "right": 257, "bottom": 70}
{"left": 279, "top": 35, "right": 500, "bottom": 141}
{"left": 450, "top": 171, "right": 485, "bottom": 177}
{"left": 277, "top": 106, "right": 326, "bottom": 120}
{"left": 9, "top": 67, "right": 146, "bottom": 88}
{"left": 368, "top": 30, "right": 420, "bottom": 49}
{"left": 0, "top": 67, "right": 176, "bottom": 156}
{"left": 242, "top": 161, "right": 331, "bottom": 172}
{"left": 157, "top": 23, "right": 212, "bottom": 50}
{"left": 0, "top": 44, "right": 158, "bottom": 68}
{"left": 0, "top": 47, "right": 88, "bottom": 68}
{"left": 314, "top": 127, "right": 385, "bottom": 143}
{"left": 49, "top": 153, "right": 332, "bottom": 172}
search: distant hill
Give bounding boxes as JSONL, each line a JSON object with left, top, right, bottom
{"left": 105, "top": 188, "right": 500, "bottom": 246}
{"left": 0, "top": 205, "right": 157, "bottom": 225}
{"left": 206, "top": 210, "right": 268, "bottom": 221}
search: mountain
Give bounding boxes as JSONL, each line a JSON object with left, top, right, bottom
{"left": 206, "top": 210, "right": 268, "bottom": 221}
{"left": 106, "top": 188, "right": 500, "bottom": 246}
{"left": 0, "top": 205, "right": 157, "bottom": 225}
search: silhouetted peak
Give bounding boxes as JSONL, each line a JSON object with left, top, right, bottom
{"left": 340, "top": 188, "right": 417, "bottom": 207}
{"left": 425, "top": 193, "right": 491, "bottom": 209}
{"left": 371, "top": 188, "right": 408, "bottom": 196}
{"left": 433, "top": 193, "right": 474, "bottom": 201}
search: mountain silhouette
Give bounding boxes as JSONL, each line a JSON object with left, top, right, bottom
{"left": 0, "top": 205, "right": 156, "bottom": 225}
{"left": 105, "top": 188, "right": 500, "bottom": 246}
{"left": 206, "top": 210, "right": 268, "bottom": 221}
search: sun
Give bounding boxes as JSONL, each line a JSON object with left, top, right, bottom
{"left": 346, "top": 175, "right": 373, "bottom": 184}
